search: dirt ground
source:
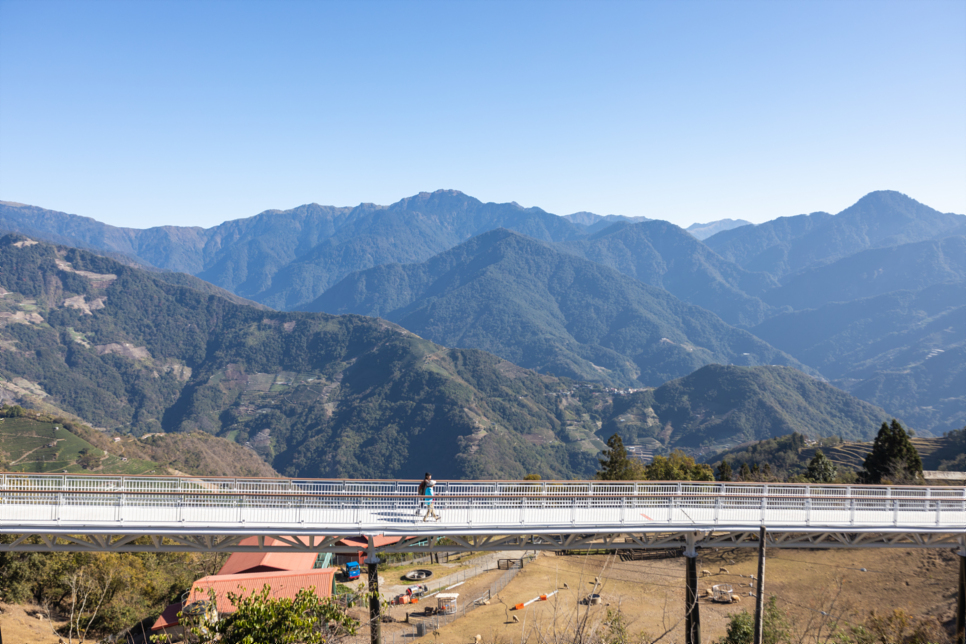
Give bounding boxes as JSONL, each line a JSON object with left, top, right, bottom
{"left": 380, "top": 547, "right": 961, "bottom": 643}
{"left": 346, "top": 567, "right": 511, "bottom": 644}
{"left": 0, "top": 602, "right": 67, "bottom": 644}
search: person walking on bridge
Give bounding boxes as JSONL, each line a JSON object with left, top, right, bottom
{"left": 416, "top": 473, "right": 431, "bottom": 515}
{"left": 422, "top": 479, "right": 440, "bottom": 522}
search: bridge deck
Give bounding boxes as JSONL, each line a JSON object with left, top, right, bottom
{"left": 2, "top": 474, "right": 964, "bottom": 553}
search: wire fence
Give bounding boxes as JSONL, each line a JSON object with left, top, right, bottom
{"left": 387, "top": 553, "right": 535, "bottom": 642}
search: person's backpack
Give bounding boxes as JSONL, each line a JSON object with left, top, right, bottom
{"left": 417, "top": 480, "right": 427, "bottom": 495}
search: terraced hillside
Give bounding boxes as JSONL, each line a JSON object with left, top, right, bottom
{"left": 0, "top": 416, "right": 162, "bottom": 475}
{"left": 801, "top": 436, "right": 956, "bottom": 471}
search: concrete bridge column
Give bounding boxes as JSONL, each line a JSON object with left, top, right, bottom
{"left": 366, "top": 536, "right": 382, "bottom": 644}
{"left": 956, "top": 540, "right": 965, "bottom": 644}
{"left": 684, "top": 532, "right": 701, "bottom": 644}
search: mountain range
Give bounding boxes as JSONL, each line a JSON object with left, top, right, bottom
{"left": 703, "top": 191, "right": 965, "bottom": 279}
{"left": 306, "top": 228, "right": 804, "bottom": 386}
{"left": 0, "top": 236, "right": 897, "bottom": 477}
{"left": 2, "top": 188, "right": 964, "bottom": 435}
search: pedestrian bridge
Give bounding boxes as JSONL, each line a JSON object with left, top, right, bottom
{"left": 1, "top": 474, "right": 963, "bottom": 554}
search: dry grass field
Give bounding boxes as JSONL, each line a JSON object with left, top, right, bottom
{"left": 0, "top": 602, "right": 66, "bottom": 644}
{"left": 383, "top": 547, "right": 960, "bottom": 643}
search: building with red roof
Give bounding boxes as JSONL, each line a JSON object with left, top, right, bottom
{"left": 150, "top": 534, "right": 404, "bottom": 635}
{"left": 152, "top": 568, "right": 337, "bottom": 633}
{"left": 217, "top": 536, "right": 321, "bottom": 575}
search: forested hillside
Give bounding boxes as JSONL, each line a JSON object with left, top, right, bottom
{"left": 558, "top": 219, "right": 777, "bottom": 326}
{"left": 306, "top": 229, "right": 807, "bottom": 386}
{"left": 599, "top": 364, "right": 891, "bottom": 456}
{"left": 0, "top": 235, "right": 609, "bottom": 479}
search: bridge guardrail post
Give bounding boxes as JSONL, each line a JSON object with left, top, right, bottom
{"left": 892, "top": 487, "right": 899, "bottom": 527}
{"left": 675, "top": 483, "right": 682, "bottom": 523}
{"left": 805, "top": 485, "right": 811, "bottom": 526}
{"left": 848, "top": 487, "right": 855, "bottom": 525}
{"left": 761, "top": 484, "right": 768, "bottom": 523}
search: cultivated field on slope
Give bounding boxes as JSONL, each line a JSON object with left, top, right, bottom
{"left": 0, "top": 417, "right": 161, "bottom": 475}
{"left": 802, "top": 436, "right": 952, "bottom": 471}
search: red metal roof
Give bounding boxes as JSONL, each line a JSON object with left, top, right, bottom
{"left": 217, "top": 536, "right": 319, "bottom": 575}
{"left": 152, "top": 601, "right": 183, "bottom": 631}
{"left": 339, "top": 535, "right": 402, "bottom": 548}
{"left": 152, "top": 568, "right": 337, "bottom": 630}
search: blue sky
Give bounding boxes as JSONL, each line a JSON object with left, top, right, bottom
{"left": 1, "top": 0, "right": 964, "bottom": 229}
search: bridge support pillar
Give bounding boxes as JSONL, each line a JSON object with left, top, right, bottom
{"left": 754, "top": 526, "right": 767, "bottom": 644}
{"left": 366, "top": 536, "right": 382, "bottom": 644}
{"left": 956, "top": 543, "right": 965, "bottom": 644}
{"left": 684, "top": 533, "right": 700, "bottom": 644}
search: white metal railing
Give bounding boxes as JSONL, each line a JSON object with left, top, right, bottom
{"left": 0, "top": 474, "right": 963, "bottom": 533}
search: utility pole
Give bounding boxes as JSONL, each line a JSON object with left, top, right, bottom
{"left": 366, "top": 536, "right": 382, "bottom": 644}
{"left": 684, "top": 532, "right": 701, "bottom": 644}
{"left": 754, "top": 525, "right": 767, "bottom": 644}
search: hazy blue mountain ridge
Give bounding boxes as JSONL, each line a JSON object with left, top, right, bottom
{"left": 753, "top": 282, "right": 966, "bottom": 434}
{"left": 558, "top": 220, "right": 778, "bottom": 326}
{"left": 250, "top": 191, "right": 589, "bottom": 309}
{"left": 763, "top": 236, "right": 966, "bottom": 310}
{"left": 686, "top": 218, "right": 753, "bottom": 240}
{"left": 704, "top": 191, "right": 965, "bottom": 279}
{"left": 306, "top": 229, "right": 810, "bottom": 387}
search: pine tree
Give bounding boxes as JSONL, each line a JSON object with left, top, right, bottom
{"left": 805, "top": 449, "right": 837, "bottom": 483}
{"left": 738, "top": 462, "right": 751, "bottom": 481}
{"left": 596, "top": 434, "right": 641, "bottom": 481}
{"left": 717, "top": 459, "right": 733, "bottom": 482}
{"left": 861, "top": 419, "right": 923, "bottom": 484}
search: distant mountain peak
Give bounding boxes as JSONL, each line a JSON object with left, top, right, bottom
{"left": 686, "top": 218, "right": 753, "bottom": 240}
{"left": 390, "top": 189, "right": 482, "bottom": 212}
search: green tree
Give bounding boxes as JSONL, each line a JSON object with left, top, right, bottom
{"left": 643, "top": 450, "right": 714, "bottom": 481}
{"left": 596, "top": 434, "right": 643, "bottom": 481}
{"left": 0, "top": 404, "right": 26, "bottom": 418}
{"left": 805, "top": 449, "right": 837, "bottom": 483}
{"left": 861, "top": 420, "right": 923, "bottom": 484}
{"left": 156, "top": 585, "right": 357, "bottom": 644}
{"left": 716, "top": 596, "right": 792, "bottom": 644}
{"left": 76, "top": 448, "right": 100, "bottom": 470}
{"left": 738, "top": 462, "right": 751, "bottom": 481}
{"left": 717, "top": 458, "right": 733, "bottom": 482}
